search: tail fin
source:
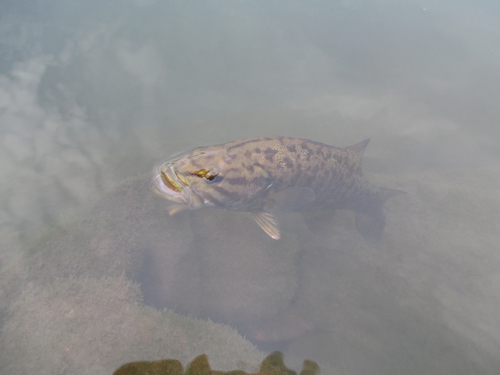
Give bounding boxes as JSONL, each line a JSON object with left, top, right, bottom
{"left": 355, "top": 187, "right": 404, "bottom": 242}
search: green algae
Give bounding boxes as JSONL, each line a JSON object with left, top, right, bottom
{"left": 113, "top": 352, "right": 319, "bottom": 375}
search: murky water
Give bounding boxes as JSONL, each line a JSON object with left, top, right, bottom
{"left": 1, "top": 1, "right": 499, "bottom": 374}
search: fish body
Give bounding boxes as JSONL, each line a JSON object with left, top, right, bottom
{"left": 153, "top": 136, "right": 400, "bottom": 241}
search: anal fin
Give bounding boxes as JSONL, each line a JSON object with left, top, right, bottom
{"left": 302, "top": 210, "right": 337, "bottom": 236}
{"left": 355, "top": 186, "right": 404, "bottom": 242}
{"left": 355, "top": 210, "right": 385, "bottom": 243}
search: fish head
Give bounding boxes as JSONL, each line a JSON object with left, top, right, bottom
{"left": 153, "top": 146, "right": 273, "bottom": 211}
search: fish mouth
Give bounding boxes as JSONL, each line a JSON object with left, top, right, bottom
{"left": 152, "top": 164, "right": 203, "bottom": 209}
{"left": 161, "top": 169, "right": 183, "bottom": 193}
{"left": 153, "top": 165, "right": 187, "bottom": 203}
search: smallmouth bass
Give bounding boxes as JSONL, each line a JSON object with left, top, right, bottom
{"left": 153, "top": 136, "right": 401, "bottom": 241}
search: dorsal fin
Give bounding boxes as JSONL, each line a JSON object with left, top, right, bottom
{"left": 345, "top": 138, "right": 370, "bottom": 176}
{"left": 345, "top": 138, "right": 370, "bottom": 158}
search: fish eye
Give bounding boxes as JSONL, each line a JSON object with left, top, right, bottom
{"left": 190, "top": 169, "right": 222, "bottom": 183}
{"left": 205, "top": 175, "right": 223, "bottom": 184}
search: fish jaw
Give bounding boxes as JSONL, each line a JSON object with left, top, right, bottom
{"left": 152, "top": 163, "right": 204, "bottom": 210}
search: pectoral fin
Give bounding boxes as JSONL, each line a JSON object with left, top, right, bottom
{"left": 251, "top": 212, "right": 281, "bottom": 240}
{"left": 264, "top": 186, "right": 315, "bottom": 213}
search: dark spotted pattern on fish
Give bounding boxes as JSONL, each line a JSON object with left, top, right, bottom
{"left": 153, "top": 137, "right": 402, "bottom": 241}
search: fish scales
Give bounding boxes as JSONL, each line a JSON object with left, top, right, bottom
{"left": 153, "top": 136, "right": 401, "bottom": 241}
{"left": 212, "top": 137, "right": 363, "bottom": 210}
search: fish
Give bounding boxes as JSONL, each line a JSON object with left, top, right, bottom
{"left": 152, "top": 136, "right": 402, "bottom": 241}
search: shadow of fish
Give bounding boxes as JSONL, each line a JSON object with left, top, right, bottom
{"left": 153, "top": 136, "right": 402, "bottom": 241}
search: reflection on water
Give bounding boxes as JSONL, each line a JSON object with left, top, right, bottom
{"left": 1, "top": 1, "right": 500, "bottom": 374}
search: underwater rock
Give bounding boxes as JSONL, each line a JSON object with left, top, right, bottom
{"left": 0, "top": 276, "right": 263, "bottom": 375}
{"left": 92, "top": 176, "right": 305, "bottom": 334}
{"left": 99, "top": 176, "right": 307, "bottom": 340}
{"left": 168, "top": 208, "right": 304, "bottom": 324}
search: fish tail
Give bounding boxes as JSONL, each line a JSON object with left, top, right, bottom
{"left": 355, "top": 187, "right": 404, "bottom": 242}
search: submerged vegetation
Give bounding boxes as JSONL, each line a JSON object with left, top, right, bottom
{"left": 114, "top": 352, "right": 319, "bottom": 375}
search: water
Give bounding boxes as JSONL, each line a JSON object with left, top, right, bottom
{"left": 1, "top": 1, "right": 499, "bottom": 374}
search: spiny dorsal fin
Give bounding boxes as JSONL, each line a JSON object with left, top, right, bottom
{"left": 345, "top": 138, "right": 370, "bottom": 176}
{"left": 345, "top": 138, "right": 370, "bottom": 158}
